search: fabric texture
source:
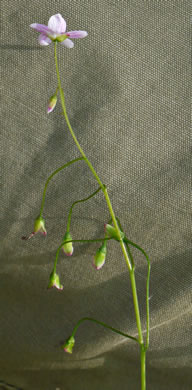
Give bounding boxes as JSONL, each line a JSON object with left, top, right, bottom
{"left": 1, "top": 1, "right": 191, "bottom": 389}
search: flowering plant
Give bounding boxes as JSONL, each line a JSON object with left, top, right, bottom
{"left": 23, "top": 13, "right": 151, "bottom": 390}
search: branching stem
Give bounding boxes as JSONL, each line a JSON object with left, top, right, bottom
{"left": 54, "top": 41, "right": 149, "bottom": 389}
{"left": 66, "top": 187, "right": 102, "bottom": 232}
{"left": 39, "top": 157, "right": 84, "bottom": 217}
{"left": 71, "top": 317, "right": 140, "bottom": 344}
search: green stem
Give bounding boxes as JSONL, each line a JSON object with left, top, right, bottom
{"left": 54, "top": 43, "right": 104, "bottom": 191}
{"left": 117, "top": 219, "right": 150, "bottom": 352}
{"left": 141, "top": 344, "right": 146, "bottom": 390}
{"left": 54, "top": 42, "right": 133, "bottom": 272}
{"left": 103, "top": 188, "right": 133, "bottom": 270}
{"left": 115, "top": 221, "right": 144, "bottom": 346}
{"left": 39, "top": 157, "right": 84, "bottom": 217}
{"left": 54, "top": 42, "right": 146, "bottom": 389}
{"left": 129, "top": 270, "right": 143, "bottom": 344}
{"left": 67, "top": 187, "right": 102, "bottom": 232}
{"left": 124, "top": 237, "right": 151, "bottom": 350}
{"left": 124, "top": 240, "right": 135, "bottom": 270}
{"left": 71, "top": 317, "right": 140, "bottom": 344}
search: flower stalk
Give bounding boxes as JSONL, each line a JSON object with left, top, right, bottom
{"left": 62, "top": 317, "right": 140, "bottom": 351}
{"left": 66, "top": 187, "right": 102, "bottom": 232}
{"left": 54, "top": 42, "right": 133, "bottom": 273}
{"left": 39, "top": 157, "right": 84, "bottom": 218}
{"left": 54, "top": 40, "right": 147, "bottom": 388}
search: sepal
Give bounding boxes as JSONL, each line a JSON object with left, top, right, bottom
{"left": 104, "top": 224, "right": 124, "bottom": 241}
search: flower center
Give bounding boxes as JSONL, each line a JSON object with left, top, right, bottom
{"left": 56, "top": 34, "right": 68, "bottom": 42}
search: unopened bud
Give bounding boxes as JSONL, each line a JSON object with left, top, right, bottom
{"left": 104, "top": 224, "right": 124, "bottom": 241}
{"left": 34, "top": 216, "right": 47, "bottom": 235}
{"left": 48, "top": 271, "right": 63, "bottom": 290}
{"left": 62, "top": 232, "right": 73, "bottom": 256}
{"left": 93, "top": 243, "right": 107, "bottom": 270}
{"left": 47, "top": 93, "right": 57, "bottom": 113}
{"left": 21, "top": 215, "right": 46, "bottom": 240}
{"left": 62, "top": 335, "right": 75, "bottom": 354}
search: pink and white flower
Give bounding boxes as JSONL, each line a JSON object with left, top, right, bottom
{"left": 30, "top": 13, "right": 88, "bottom": 48}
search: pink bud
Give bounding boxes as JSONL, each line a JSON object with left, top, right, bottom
{"left": 47, "top": 94, "right": 57, "bottom": 113}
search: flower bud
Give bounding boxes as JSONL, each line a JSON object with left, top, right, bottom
{"left": 34, "top": 216, "right": 47, "bottom": 235}
{"left": 93, "top": 243, "right": 107, "bottom": 270}
{"left": 21, "top": 215, "right": 46, "bottom": 240}
{"left": 47, "top": 93, "right": 57, "bottom": 113}
{"left": 104, "top": 224, "right": 124, "bottom": 241}
{"left": 62, "top": 232, "right": 73, "bottom": 256}
{"left": 62, "top": 336, "right": 75, "bottom": 354}
{"left": 48, "top": 270, "right": 63, "bottom": 290}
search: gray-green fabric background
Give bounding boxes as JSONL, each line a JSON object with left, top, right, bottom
{"left": 1, "top": 0, "right": 191, "bottom": 389}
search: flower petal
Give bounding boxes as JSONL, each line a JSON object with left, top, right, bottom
{"left": 48, "top": 14, "right": 66, "bottom": 34}
{"left": 38, "top": 33, "right": 52, "bottom": 46}
{"left": 61, "top": 38, "right": 74, "bottom": 48}
{"left": 67, "top": 30, "right": 88, "bottom": 39}
{"left": 30, "top": 23, "right": 51, "bottom": 34}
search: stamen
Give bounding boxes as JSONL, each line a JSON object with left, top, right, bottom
{"left": 21, "top": 232, "right": 35, "bottom": 240}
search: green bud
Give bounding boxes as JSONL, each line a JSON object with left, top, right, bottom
{"left": 48, "top": 271, "right": 63, "bottom": 290}
{"left": 104, "top": 224, "right": 124, "bottom": 241}
{"left": 34, "top": 216, "right": 47, "bottom": 236}
{"left": 47, "top": 94, "right": 57, "bottom": 113}
{"left": 62, "top": 336, "right": 75, "bottom": 354}
{"left": 62, "top": 232, "right": 73, "bottom": 256}
{"left": 93, "top": 243, "right": 107, "bottom": 270}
